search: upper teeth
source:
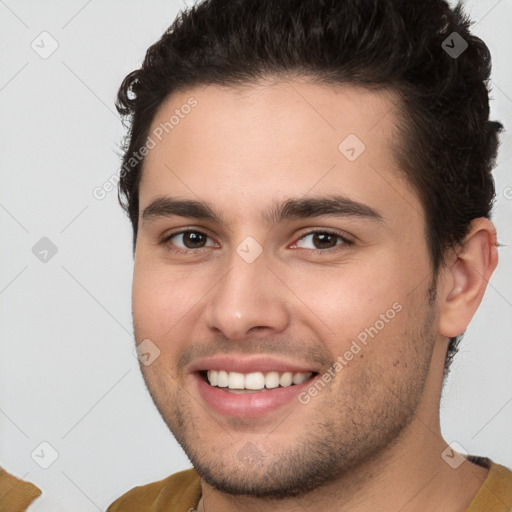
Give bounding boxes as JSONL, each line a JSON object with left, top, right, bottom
{"left": 206, "top": 370, "right": 312, "bottom": 390}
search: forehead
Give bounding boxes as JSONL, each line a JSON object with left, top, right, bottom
{"left": 139, "top": 80, "right": 422, "bottom": 226}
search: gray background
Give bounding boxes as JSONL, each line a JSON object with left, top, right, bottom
{"left": 0, "top": 1, "right": 511, "bottom": 510}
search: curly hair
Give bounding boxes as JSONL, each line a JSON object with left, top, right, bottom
{"left": 116, "top": 0, "right": 502, "bottom": 374}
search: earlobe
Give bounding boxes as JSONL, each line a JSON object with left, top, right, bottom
{"left": 438, "top": 218, "right": 498, "bottom": 338}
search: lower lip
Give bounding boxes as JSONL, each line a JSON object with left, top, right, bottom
{"left": 194, "top": 373, "right": 316, "bottom": 418}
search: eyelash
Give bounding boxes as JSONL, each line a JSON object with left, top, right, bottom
{"left": 292, "top": 230, "right": 354, "bottom": 253}
{"left": 160, "top": 229, "right": 354, "bottom": 255}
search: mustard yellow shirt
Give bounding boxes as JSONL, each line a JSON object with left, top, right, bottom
{"left": 107, "top": 458, "right": 512, "bottom": 512}
{"left": 0, "top": 468, "right": 41, "bottom": 512}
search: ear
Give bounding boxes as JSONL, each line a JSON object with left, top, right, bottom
{"left": 438, "top": 218, "right": 499, "bottom": 338}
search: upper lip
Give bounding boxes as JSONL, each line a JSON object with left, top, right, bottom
{"left": 188, "top": 355, "right": 320, "bottom": 375}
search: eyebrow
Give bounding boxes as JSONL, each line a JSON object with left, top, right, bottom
{"left": 266, "top": 196, "right": 384, "bottom": 224}
{"left": 141, "top": 195, "right": 384, "bottom": 225}
{"left": 142, "top": 196, "right": 221, "bottom": 223}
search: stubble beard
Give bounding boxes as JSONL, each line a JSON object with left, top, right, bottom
{"left": 139, "top": 299, "right": 438, "bottom": 500}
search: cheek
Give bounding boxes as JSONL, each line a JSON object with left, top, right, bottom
{"left": 287, "top": 260, "right": 418, "bottom": 373}
{"left": 290, "top": 261, "right": 407, "bottom": 331}
{"left": 132, "top": 264, "right": 206, "bottom": 338}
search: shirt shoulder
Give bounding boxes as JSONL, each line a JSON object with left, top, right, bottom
{"left": 107, "top": 468, "right": 201, "bottom": 512}
{"left": 466, "top": 459, "right": 512, "bottom": 512}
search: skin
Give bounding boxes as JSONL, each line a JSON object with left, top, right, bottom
{"left": 132, "top": 79, "right": 498, "bottom": 511}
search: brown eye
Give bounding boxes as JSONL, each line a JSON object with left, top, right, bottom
{"left": 294, "top": 231, "right": 352, "bottom": 251}
{"left": 182, "top": 231, "right": 207, "bottom": 248}
{"left": 311, "top": 232, "right": 338, "bottom": 249}
{"left": 166, "top": 230, "right": 215, "bottom": 250}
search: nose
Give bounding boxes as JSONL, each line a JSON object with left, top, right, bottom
{"left": 205, "top": 252, "right": 290, "bottom": 340}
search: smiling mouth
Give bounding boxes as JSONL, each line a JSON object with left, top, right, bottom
{"left": 200, "top": 370, "right": 317, "bottom": 393}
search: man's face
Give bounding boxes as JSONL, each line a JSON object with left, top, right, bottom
{"left": 132, "top": 80, "right": 441, "bottom": 497}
